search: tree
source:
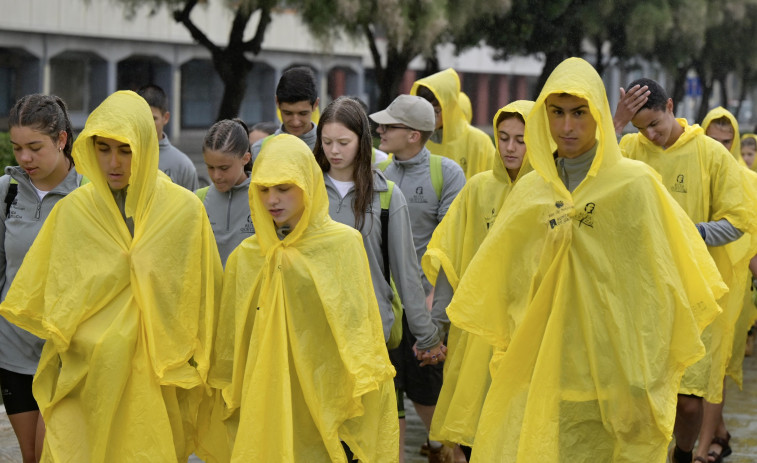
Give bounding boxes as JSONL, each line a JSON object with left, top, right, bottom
{"left": 298, "top": 0, "right": 511, "bottom": 110}
{"left": 115, "top": 0, "right": 276, "bottom": 121}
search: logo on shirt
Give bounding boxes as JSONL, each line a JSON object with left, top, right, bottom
{"left": 548, "top": 203, "right": 573, "bottom": 229}
{"left": 8, "top": 198, "right": 22, "bottom": 219}
{"left": 240, "top": 214, "right": 255, "bottom": 234}
{"left": 670, "top": 174, "right": 687, "bottom": 193}
{"left": 409, "top": 186, "right": 428, "bottom": 204}
{"left": 484, "top": 208, "right": 497, "bottom": 229}
{"left": 574, "top": 202, "right": 595, "bottom": 228}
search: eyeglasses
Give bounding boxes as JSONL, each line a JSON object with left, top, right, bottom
{"left": 378, "top": 124, "right": 414, "bottom": 132}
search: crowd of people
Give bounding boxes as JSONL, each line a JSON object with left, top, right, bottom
{"left": 0, "top": 59, "right": 755, "bottom": 463}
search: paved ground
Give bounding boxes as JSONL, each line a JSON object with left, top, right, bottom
{"left": 2, "top": 356, "right": 756, "bottom": 462}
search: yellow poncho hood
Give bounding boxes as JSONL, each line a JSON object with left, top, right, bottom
{"left": 702, "top": 106, "right": 742, "bottom": 162}
{"left": 0, "top": 90, "right": 222, "bottom": 461}
{"left": 446, "top": 58, "right": 724, "bottom": 462}
{"left": 411, "top": 68, "right": 496, "bottom": 178}
{"left": 458, "top": 91, "right": 473, "bottom": 124}
{"left": 423, "top": 100, "right": 533, "bottom": 447}
{"left": 212, "top": 134, "right": 397, "bottom": 462}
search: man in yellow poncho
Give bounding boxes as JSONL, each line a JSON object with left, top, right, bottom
{"left": 210, "top": 134, "right": 398, "bottom": 462}
{"left": 411, "top": 69, "right": 496, "bottom": 178}
{"left": 446, "top": 57, "right": 725, "bottom": 462}
{"left": 741, "top": 133, "right": 757, "bottom": 169}
{"left": 697, "top": 107, "right": 757, "bottom": 462}
{"left": 616, "top": 79, "right": 757, "bottom": 463}
{"left": 422, "top": 100, "right": 534, "bottom": 460}
{"left": 0, "top": 90, "right": 222, "bottom": 462}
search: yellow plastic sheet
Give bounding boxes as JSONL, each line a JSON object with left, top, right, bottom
{"left": 447, "top": 58, "right": 725, "bottom": 462}
{"left": 0, "top": 90, "right": 222, "bottom": 462}
{"left": 210, "top": 134, "right": 398, "bottom": 462}
{"left": 621, "top": 113, "right": 757, "bottom": 402}
{"left": 411, "top": 69, "right": 496, "bottom": 178}
{"left": 424, "top": 100, "right": 533, "bottom": 447}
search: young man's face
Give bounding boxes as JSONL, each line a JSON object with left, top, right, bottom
{"left": 742, "top": 145, "right": 756, "bottom": 168}
{"left": 376, "top": 123, "right": 416, "bottom": 155}
{"left": 706, "top": 124, "right": 734, "bottom": 152}
{"left": 277, "top": 99, "right": 319, "bottom": 137}
{"left": 149, "top": 106, "right": 170, "bottom": 140}
{"left": 546, "top": 93, "right": 597, "bottom": 159}
{"left": 631, "top": 99, "right": 678, "bottom": 148}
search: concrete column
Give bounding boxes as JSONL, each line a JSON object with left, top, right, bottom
{"left": 106, "top": 60, "right": 117, "bottom": 95}
{"left": 330, "top": 68, "right": 346, "bottom": 98}
{"left": 172, "top": 62, "right": 181, "bottom": 141}
{"left": 516, "top": 76, "right": 528, "bottom": 100}
{"left": 476, "top": 73, "right": 489, "bottom": 126}
{"left": 497, "top": 75, "right": 510, "bottom": 109}
{"left": 400, "top": 70, "right": 416, "bottom": 94}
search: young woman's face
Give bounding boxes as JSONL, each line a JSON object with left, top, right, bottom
{"left": 497, "top": 116, "right": 526, "bottom": 176}
{"left": 203, "top": 148, "right": 250, "bottom": 193}
{"left": 321, "top": 122, "right": 360, "bottom": 177}
{"left": 95, "top": 136, "right": 132, "bottom": 190}
{"left": 742, "top": 144, "right": 756, "bottom": 168}
{"left": 10, "top": 126, "right": 69, "bottom": 187}
{"left": 258, "top": 183, "right": 305, "bottom": 229}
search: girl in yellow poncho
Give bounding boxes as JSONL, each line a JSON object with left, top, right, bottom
{"left": 446, "top": 57, "right": 725, "bottom": 462}
{"left": 0, "top": 90, "right": 222, "bottom": 462}
{"left": 411, "top": 69, "right": 496, "bottom": 179}
{"left": 210, "top": 134, "right": 398, "bottom": 462}
{"left": 423, "top": 100, "right": 533, "bottom": 457}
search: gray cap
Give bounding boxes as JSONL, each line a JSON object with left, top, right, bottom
{"left": 369, "top": 95, "right": 436, "bottom": 131}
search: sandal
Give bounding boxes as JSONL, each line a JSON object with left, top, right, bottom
{"left": 708, "top": 432, "right": 732, "bottom": 462}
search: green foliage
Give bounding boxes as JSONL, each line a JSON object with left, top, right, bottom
{"left": 0, "top": 133, "right": 16, "bottom": 171}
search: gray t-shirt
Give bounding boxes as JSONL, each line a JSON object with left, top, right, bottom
{"left": 0, "top": 167, "right": 81, "bottom": 374}
{"left": 159, "top": 135, "right": 199, "bottom": 191}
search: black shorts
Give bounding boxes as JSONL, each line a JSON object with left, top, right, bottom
{"left": 388, "top": 313, "right": 444, "bottom": 407}
{"left": 0, "top": 368, "right": 38, "bottom": 415}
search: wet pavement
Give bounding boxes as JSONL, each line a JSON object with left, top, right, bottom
{"left": 2, "top": 356, "right": 756, "bottom": 462}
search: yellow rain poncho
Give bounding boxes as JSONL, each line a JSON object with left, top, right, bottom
{"left": 447, "top": 58, "right": 725, "bottom": 462}
{"left": 424, "top": 100, "right": 534, "bottom": 447}
{"left": 411, "top": 68, "right": 496, "bottom": 178}
{"left": 0, "top": 90, "right": 222, "bottom": 462}
{"left": 211, "top": 134, "right": 398, "bottom": 462}
{"left": 702, "top": 107, "right": 757, "bottom": 388}
{"left": 621, "top": 113, "right": 757, "bottom": 402}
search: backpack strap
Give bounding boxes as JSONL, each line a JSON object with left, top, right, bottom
{"left": 376, "top": 158, "right": 392, "bottom": 172}
{"left": 195, "top": 186, "right": 210, "bottom": 202}
{"left": 379, "top": 181, "right": 395, "bottom": 284}
{"left": 429, "top": 154, "right": 443, "bottom": 200}
{"left": 4, "top": 178, "right": 17, "bottom": 218}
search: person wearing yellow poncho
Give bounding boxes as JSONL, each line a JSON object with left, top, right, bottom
{"left": 422, "top": 100, "right": 533, "bottom": 456}
{"left": 411, "top": 69, "right": 496, "bottom": 178}
{"left": 698, "top": 107, "right": 757, "bottom": 462}
{"left": 210, "top": 134, "right": 398, "bottom": 462}
{"left": 446, "top": 57, "right": 725, "bottom": 463}
{"left": 616, "top": 78, "right": 757, "bottom": 463}
{"left": 0, "top": 90, "right": 222, "bottom": 462}
{"left": 741, "top": 133, "right": 757, "bottom": 170}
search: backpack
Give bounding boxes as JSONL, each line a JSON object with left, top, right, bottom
{"left": 379, "top": 180, "right": 404, "bottom": 349}
{"left": 195, "top": 186, "right": 209, "bottom": 202}
{"left": 377, "top": 154, "right": 444, "bottom": 200}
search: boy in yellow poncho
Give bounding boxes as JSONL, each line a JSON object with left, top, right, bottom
{"left": 446, "top": 57, "right": 725, "bottom": 462}
{"left": 411, "top": 69, "right": 496, "bottom": 179}
{"left": 0, "top": 90, "right": 223, "bottom": 462}
{"left": 616, "top": 79, "right": 757, "bottom": 463}
{"left": 697, "top": 107, "right": 757, "bottom": 462}
{"left": 422, "top": 100, "right": 533, "bottom": 458}
{"left": 209, "top": 134, "right": 398, "bottom": 462}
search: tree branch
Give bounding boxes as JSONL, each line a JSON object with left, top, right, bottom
{"left": 363, "top": 23, "right": 384, "bottom": 77}
{"left": 242, "top": 6, "right": 272, "bottom": 54}
{"left": 173, "top": 0, "right": 221, "bottom": 55}
{"left": 229, "top": 3, "right": 253, "bottom": 47}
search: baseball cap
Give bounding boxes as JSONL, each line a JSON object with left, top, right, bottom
{"left": 369, "top": 95, "right": 436, "bottom": 131}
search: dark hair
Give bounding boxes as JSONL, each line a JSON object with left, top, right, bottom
{"left": 250, "top": 121, "right": 278, "bottom": 136}
{"left": 314, "top": 97, "right": 374, "bottom": 231}
{"left": 707, "top": 116, "right": 734, "bottom": 132}
{"left": 137, "top": 84, "right": 169, "bottom": 113}
{"left": 203, "top": 118, "right": 252, "bottom": 171}
{"left": 496, "top": 111, "right": 526, "bottom": 127}
{"left": 417, "top": 130, "right": 434, "bottom": 145}
{"left": 276, "top": 66, "right": 318, "bottom": 105}
{"left": 415, "top": 85, "right": 439, "bottom": 107}
{"left": 9, "top": 94, "right": 74, "bottom": 166}
{"left": 742, "top": 137, "right": 757, "bottom": 149}
{"left": 627, "top": 78, "right": 668, "bottom": 112}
